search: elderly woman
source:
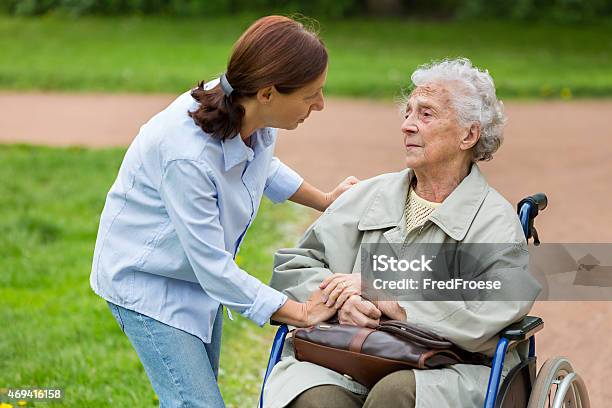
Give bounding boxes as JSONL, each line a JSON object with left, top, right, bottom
{"left": 262, "top": 58, "right": 540, "bottom": 408}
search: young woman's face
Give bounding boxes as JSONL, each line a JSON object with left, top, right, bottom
{"left": 266, "top": 66, "right": 327, "bottom": 130}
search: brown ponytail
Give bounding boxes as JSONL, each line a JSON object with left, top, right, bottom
{"left": 189, "top": 15, "right": 328, "bottom": 140}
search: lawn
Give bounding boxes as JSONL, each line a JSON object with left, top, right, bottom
{"left": 0, "top": 15, "right": 611, "bottom": 98}
{"left": 0, "top": 144, "right": 309, "bottom": 407}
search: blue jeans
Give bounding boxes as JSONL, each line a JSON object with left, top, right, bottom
{"left": 107, "top": 301, "right": 225, "bottom": 408}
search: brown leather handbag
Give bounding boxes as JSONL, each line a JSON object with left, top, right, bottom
{"left": 292, "top": 320, "right": 491, "bottom": 388}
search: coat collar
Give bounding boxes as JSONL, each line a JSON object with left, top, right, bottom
{"left": 358, "top": 163, "right": 489, "bottom": 241}
{"left": 222, "top": 128, "right": 275, "bottom": 171}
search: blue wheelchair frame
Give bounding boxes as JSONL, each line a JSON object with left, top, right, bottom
{"left": 259, "top": 195, "right": 547, "bottom": 408}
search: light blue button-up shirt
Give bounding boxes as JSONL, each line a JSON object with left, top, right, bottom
{"left": 90, "top": 84, "right": 302, "bottom": 342}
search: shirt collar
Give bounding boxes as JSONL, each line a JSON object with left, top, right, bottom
{"left": 428, "top": 164, "right": 489, "bottom": 240}
{"left": 221, "top": 128, "right": 275, "bottom": 171}
{"left": 358, "top": 163, "right": 489, "bottom": 241}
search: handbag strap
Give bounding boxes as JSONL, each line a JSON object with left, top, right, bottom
{"left": 349, "top": 327, "right": 376, "bottom": 353}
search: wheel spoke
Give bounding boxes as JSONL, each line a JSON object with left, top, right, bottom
{"left": 552, "top": 372, "right": 576, "bottom": 408}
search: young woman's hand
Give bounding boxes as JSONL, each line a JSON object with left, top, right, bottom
{"left": 271, "top": 289, "right": 338, "bottom": 327}
{"left": 288, "top": 176, "right": 359, "bottom": 212}
{"left": 324, "top": 176, "right": 359, "bottom": 208}
{"left": 303, "top": 288, "right": 341, "bottom": 326}
{"left": 319, "top": 273, "right": 362, "bottom": 309}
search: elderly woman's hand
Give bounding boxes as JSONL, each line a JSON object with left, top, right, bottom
{"left": 338, "top": 295, "right": 381, "bottom": 328}
{"left": 319, "top": 273, "right": 362, "bottom": 308}
{"left": 372, "top": 300, "right": 407, "bottom": 321}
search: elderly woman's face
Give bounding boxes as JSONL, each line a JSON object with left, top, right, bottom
{"left": 401, "top": 83, "right": 468, "bottom": 170}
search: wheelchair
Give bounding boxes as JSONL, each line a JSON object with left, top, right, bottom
{"left": 259, "top": 193, "right": 591, "bottom": 408}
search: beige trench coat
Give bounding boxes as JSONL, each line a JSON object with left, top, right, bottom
{"left": 263, "top": 164, "right": 540, "bottom": 408}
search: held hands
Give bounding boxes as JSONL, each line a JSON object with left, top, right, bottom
{"left": 283, "top": 273, "right": 405, "bottom": 327}
{"left": 303, "top": 286, "right": 383, "bottom": 329}
{"left": 319, "top": 273, "right": 407, "bottom": 326}
{"left": 319, "top": 273, "right": 362, "bottom": 308}
{"left": 302, "top": 288, "right": 342, "bottom": 327}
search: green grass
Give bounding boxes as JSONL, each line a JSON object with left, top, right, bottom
{"left": 0, "top": 15, "right": 611, "bottom": 98}
{"left": 0, "top": 144, "right": 309, "bottom": 407}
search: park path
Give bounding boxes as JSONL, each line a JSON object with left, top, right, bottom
{"left": 2, "top": 92, "right": 611, "bottom": 405}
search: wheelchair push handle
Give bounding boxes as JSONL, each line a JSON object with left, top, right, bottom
{"left": 529, "top": 193, "right": 548, "bottom": 211}
{"left": 517, "top": 193, "right": 548, "bottom": 245}
{"left": 518, "top": 193, "right": 548, "bottom": 216}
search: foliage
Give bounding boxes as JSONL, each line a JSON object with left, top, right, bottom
{"left": 1, "top": 0, "right": 611, "bottom": 22}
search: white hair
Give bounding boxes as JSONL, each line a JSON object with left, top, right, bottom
{"left": 404, "top": 58, "right": 507, "bottom": 162}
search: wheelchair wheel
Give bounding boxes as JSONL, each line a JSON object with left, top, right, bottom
{"left": 527, "top": 357, "right": 590, "bottom": 408}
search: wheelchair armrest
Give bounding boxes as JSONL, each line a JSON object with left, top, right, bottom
{"left": 500, "top": 315, "right": 543, "bottom": 341}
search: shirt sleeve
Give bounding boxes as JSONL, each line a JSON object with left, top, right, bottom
{"left": 264, "top": 157, "right": 304, "bottom": 204}
{"left": 159, "top": 159, "right": 287, "bottom": 326}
